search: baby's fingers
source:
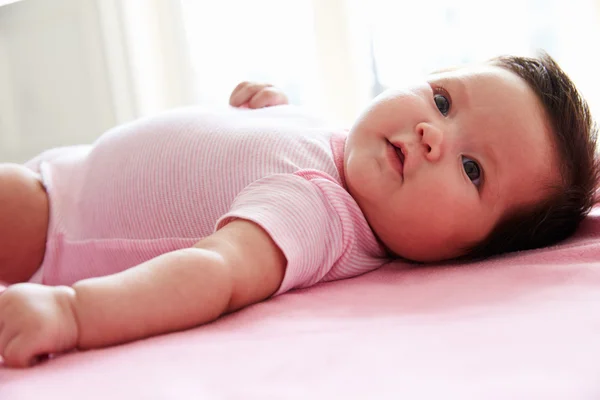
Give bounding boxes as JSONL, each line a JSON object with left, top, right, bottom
{"left": 229, "top": 82, "right": 273, "bottom": 107}
{"left": 0, "top": 323, "right": 16, "bottom": 364}
{"left": 247, "top": 87, "right": 289, "bottom": 109}
{"left": 2, "top": 333, "right": 40, "bottom": 368}
{"left": 0, "top": 319, "right": 30, "bottom": 368}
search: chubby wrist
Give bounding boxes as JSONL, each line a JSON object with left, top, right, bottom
{"left": 54, "top": 285, "right": 81, "bottom": 348}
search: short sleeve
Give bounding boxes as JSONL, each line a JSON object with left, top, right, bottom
{"left": 215, "top": 172, "right": 346, "bottom": 295}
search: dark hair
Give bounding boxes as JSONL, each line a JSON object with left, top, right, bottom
{"left": 463, "top": 52, "right": 600, "bottom": 259}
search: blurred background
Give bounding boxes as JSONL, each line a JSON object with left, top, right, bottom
{"left": 1, "top": 0, "right": 599, "bottom": 162}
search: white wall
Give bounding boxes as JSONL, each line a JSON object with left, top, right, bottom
{"left": 0, "top": 0, "right": 117, "bottom": 162}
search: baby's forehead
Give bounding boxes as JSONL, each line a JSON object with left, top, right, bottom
{"left": 429, "top": 65, "right": 461, "bottom": 76}
{"left": 428, "top": 62, "right": 502, "bottom": 80}
{"left": 427, "top": 64, "right": 535, "bottom": 104}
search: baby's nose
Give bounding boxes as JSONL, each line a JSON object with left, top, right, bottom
{"left": 416, "top": 122, "right": 443, "bottom": 161}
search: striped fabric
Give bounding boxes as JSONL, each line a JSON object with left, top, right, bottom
{"left": 28, "top": 106, "right": 388, "bottom": 294}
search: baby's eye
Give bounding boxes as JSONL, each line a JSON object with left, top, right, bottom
{"left": 462, "top": 156, "right": 481, "bottom": 186}
{"left": 433, "top": 88, "right": 451, "bottom": 116}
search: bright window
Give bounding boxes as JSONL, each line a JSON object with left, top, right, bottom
{"left": 177, "top": 1, "right": 600, "bottom": 119}
{"left": 179, "top": 0, "right": 319, "bottom": 107}
{"left": 349, "top": 0, "right": 600, "bottom": 113}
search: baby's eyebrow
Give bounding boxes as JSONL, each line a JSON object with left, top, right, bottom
{"left": 429, "top": 66, "right": 459, "bottom": 75}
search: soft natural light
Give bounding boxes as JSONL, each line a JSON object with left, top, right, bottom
{"left": 348, "top": 0, "right": 600, "bottom": 114}
{"left": 179, "top": 0, "right": 319, "bottom": 107}
{"left": 177, "top": 0, "right": 600, "bottom": 120}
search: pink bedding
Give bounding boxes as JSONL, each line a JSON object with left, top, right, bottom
{"left": 2, "top": 211, "right": 600, "bottom": 399}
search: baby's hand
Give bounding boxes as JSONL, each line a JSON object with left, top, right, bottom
{"left": 0, "top": 283, "right": 79, "bottom": 368}
{"left": 229, "top": 82, "right": 289, "bottom": 109}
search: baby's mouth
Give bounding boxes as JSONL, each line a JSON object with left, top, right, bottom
{"left": 386, "top": 140, "right": 405, "bottom": 177}
{"left": 394, "top": 144, "right": 405, "bottom": 165}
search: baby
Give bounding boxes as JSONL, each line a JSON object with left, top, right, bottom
{"left": 0, "top": 53, "right": 598, "bottom": 368}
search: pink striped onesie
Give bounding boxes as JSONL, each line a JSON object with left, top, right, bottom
{"left": 27, "top": 106, "right": 389, "bottom": 295}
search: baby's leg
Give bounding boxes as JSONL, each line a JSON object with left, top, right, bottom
{"left": 0, "top": 164, "right": 49, "bottom": 284}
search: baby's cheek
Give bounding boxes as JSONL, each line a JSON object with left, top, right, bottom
{"left": 346, "top": 156, "right": 381, "bottom": 198}
{"left": 409, "top": 181, "right": 475, "bottom": 228}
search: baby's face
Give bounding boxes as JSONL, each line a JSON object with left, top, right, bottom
{"left": 344, "top": 64, "right": 560, "bottom": 262}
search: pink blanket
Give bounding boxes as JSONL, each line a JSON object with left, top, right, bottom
{"left": 2, "top": 211, "right": 600, "bottom": 399}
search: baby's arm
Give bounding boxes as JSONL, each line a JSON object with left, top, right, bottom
{"left": 0, "top": 220, "right": 285, "bottom": 368}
